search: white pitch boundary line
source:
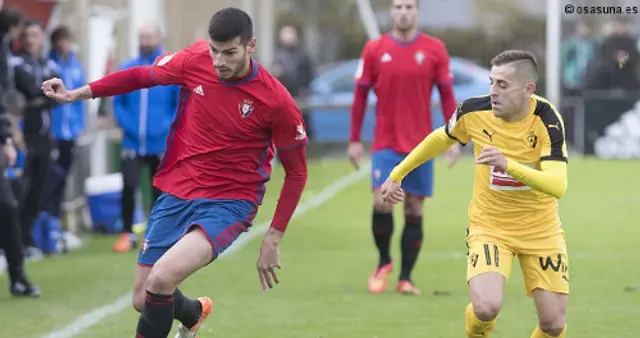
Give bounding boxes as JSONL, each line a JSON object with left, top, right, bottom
{"left": 41, "top": 163, "right": 371, "bottom": 338}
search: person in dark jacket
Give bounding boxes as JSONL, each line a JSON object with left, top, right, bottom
{"left": 38, "top": 26, "right": 86, "bottom": 233}
{"left": 272, "top": 25, "right": 314, "bottom": 141}
{"left": 0, "top": 8, "right": 40, "bottom": 297}
{"left": 111, "top": 22, "right": 178, "bottom": 252}
{"left": 10, "top": 19, "right": 59, "bottom": 258}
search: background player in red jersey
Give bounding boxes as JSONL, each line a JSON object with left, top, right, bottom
{"left": 348, "top": 0, "right": 461, "bottom": 295}
{"left": 42, "top": 7, "right": 308, "bottom": 338}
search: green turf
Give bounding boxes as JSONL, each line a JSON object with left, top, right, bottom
{"left": 1, "top": 157, "right": 638, "bottom": 337}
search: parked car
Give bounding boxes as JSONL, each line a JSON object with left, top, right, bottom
{"left": 307, "top": 57, "right": 491, "bottom": 143}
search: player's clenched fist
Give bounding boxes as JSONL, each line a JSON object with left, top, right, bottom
{"left": 476, "top": 146, "right": 507, "bottom": 170}
{"left": 41, "top": 77, "right": 73, "bottom": 103}
{"left": 380, "top": 178, "right": 405, "bottom": 204}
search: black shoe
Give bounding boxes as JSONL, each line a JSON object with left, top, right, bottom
{"left": 10, "top": 277, "right": 41, "bottom": 298}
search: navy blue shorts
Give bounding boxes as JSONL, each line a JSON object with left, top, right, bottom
{"left": 371, "top": 148, "right": 434, "bottom": 197}
{"left": 137, "top": 193, "right": 257, "bottom": 266}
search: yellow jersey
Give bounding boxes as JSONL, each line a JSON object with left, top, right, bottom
{"left": 444, "top": 94, "right": 568, "bottom": 239}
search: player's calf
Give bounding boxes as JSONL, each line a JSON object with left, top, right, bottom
{"left": 368, "top": 190, "right": 395, "bottom": 293}
{"left": 372, "top": 188, "right": 394, "bottom": 268}
{"left": 399, "top": 194, "right": 423, "bottom": 283}
{"left": 132, "top": 265, "right": 152, "bottom": 312}
{"left": 531, "top": 289, "right": 567, "bottom": 337}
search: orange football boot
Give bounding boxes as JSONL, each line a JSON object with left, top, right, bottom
{"left": 174, "top": 297, "right": 213, "bottom": 338}
{"left": 112, "top": 233, "right": 136, "bottom": 253}
{"left": 396, "top": 280, "right": 421, "bottom": 295}
{"left": 368, "top": 262, "right": 393, "bottom": 293}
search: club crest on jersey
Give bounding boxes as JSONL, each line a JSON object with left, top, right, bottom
{"left": 239, "top": 99, "right": 254, "bottom": 118}
{"left": 527, "top": 131, "right": 538, "bottom": 148}
{"left": 415, "top": 51, "right": 425, "bottom": 65}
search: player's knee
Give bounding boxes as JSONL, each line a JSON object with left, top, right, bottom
{"left": 538, "top": 316, "right": 566, "bottom": 336}
{"left": 373, "top": 198, "right": 393, "bottom": 213}
{"left": 403, "top": 196, "right": 423, "bottom": 217}
{"left": 536, "top": 303, "right": 566, "bottom": 336}
{"left": 146, "top": 266, "right": 180, "bottom": 294}
{"left": 472, "top": 298, "right": 502, "bottom": 321}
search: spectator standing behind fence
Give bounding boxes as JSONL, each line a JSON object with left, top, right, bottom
{"left": 272, "top": 25, "right": 314, "bottom": 142}
{"left": 561, "top": 21, "right": 596, "bottom": 96}
{"left": 0, "top": 8, "right": 40, "bottom": 297}
{"left": 11, "top": 20, "right": 59, "bottom": 259}
{"left": 37, "top": 26, "right": 86, "bottom": 236}
{"left": 581, "top": 18, "right": 640, "bottom": 154}
{"left": 111, "top": 23, "right": 178, "bottom": 253}
{"left": 588, "top": 18, "right": 640, "bottom": 91}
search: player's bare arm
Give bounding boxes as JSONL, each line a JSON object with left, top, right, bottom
{"left": 42, "top": 78, "right": 92, "bottom": 103}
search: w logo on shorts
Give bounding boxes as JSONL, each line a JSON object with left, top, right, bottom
{"left": 539, "top": 254, "right": 569, "bottom": 281}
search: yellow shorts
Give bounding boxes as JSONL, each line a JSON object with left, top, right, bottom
{"left": 465, "top": 231, "right": 569, "bottom": 296}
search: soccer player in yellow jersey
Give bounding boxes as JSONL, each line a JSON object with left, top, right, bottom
{"left": 380, "top": 50, "right": 569, "bottom": 338}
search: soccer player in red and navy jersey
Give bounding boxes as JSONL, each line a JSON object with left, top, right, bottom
{"left": 348, "top": 0, "right": 460, "bottom": 295}
{"left": 42, "top": 8, "right": 308, "bottom": 338}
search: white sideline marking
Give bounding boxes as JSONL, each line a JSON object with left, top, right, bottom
{"left": 41, "top": 163, "right": 370, "bottom": 338}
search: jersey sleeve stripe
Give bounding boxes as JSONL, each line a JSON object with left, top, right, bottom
{"left": 460, "top": 95, "right": 491, "bottom": 114}
{"left": 534, "top": 99, "right": 568, "bottom": 161}
{"left": 444, "top": 125, "right": 466, "bottom": 145}
{"left": 540, "top": 155, "right": 568, "bottom": 162}
{"left": 443, "top": 96, "right": 491, "bottom": 146}
{"left": 277, "top": 139, "right": 309, "bottom": 151}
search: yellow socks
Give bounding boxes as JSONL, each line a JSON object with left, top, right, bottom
{"left": 465, "top": 303, "right": 496, "bottom": 338}
{"left": 531, "top": 325, "right": 566, "bottom": 338}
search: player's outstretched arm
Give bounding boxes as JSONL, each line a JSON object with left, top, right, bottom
{"left": 42, "top": 67, "right": 158, "bottom": 104}
{"left": 506, "top": 160, "right": 567, "bottom": 198}
{"left": 388, "top": 127, "right": 456, "bottom": 182}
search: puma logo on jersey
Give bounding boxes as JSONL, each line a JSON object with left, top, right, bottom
{"left": 547, "top": 123, "right": 560, "bottom": 130}
{"left": 482, "top": 129, "right": 495, "bottom": 141}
